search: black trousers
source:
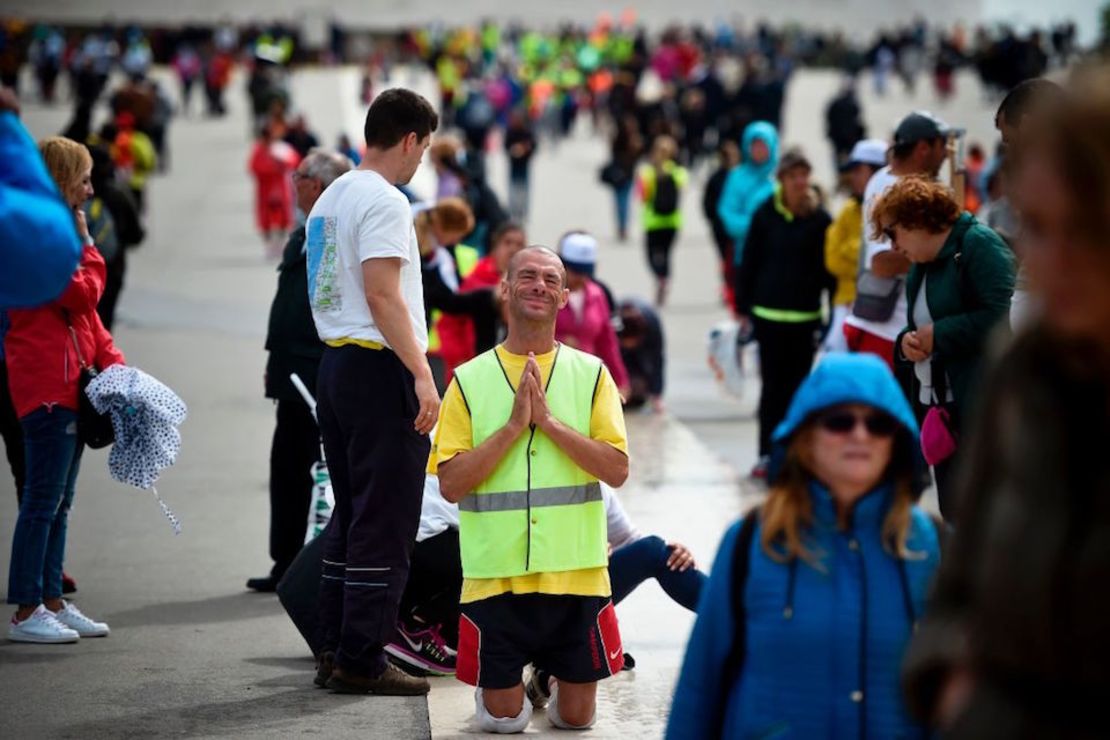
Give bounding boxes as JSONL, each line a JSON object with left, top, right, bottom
{"left": 397, "top": 528, "right": 463, "bottom": 647}
{"left": 97, "top": 247, "right": 127, "bottom": 331}
{"left": 0, "top": 359, "right": 25, "bottom": 501}
{"left": 755, "top": 318, "right": 820, "bottom": 456}
{"left": 646, "top": 228, "right": 678, "bottom": 279}
{"left": 315, "top": 345, "right": 429, "bottom": 677}
{"left": 268, "top": 399, "right": 321, "bottom": 578}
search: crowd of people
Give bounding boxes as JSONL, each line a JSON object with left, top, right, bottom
{"left": 2, "top": 10, "right": 1110, "bottom": 739}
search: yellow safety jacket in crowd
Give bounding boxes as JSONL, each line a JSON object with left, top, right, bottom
{"left": 637, "top": 160, "right": 689, "bottom": 232}
{"left": 453, "top": 344, "right": 608, "bottom": 579}
{"left": 825, "top": 197, "right": 863, "bottom": 306}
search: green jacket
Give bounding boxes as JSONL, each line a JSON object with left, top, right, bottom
{"left": 897, "top": 213, "right": 1015, "bottom": 420}
{"left": 637, "top": 161, "right": 689, "bottom": 232}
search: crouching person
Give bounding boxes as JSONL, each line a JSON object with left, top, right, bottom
{"left": 432, "top": 246, "right": 630, "bottom": 732}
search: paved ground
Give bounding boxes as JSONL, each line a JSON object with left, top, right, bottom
{"left": 0, "top": 62, "right": 996, "bottom": 737}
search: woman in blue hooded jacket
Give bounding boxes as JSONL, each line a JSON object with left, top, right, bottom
{"left": 667, "top": 354, "right": 941, "bottom": 740}
{"left": 716, "top": 122, "right": 779, "bottom": 275}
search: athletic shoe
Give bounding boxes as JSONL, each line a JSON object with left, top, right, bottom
{"left": 325, "top": 663, "right": 430, "bottom": 696}
{"left": 53, "top": 601, "right": 110, "bottom": 637}
{"left": 524, "top": 665, "right": 552, "bottom": 708}
{"left": 8, "top": 605, "right": 80, "bottom": 644}
{"left": 384, "top": 622, "right": 457, "bottom": 676}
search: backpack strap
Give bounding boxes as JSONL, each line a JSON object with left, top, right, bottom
{"left": 713, "top": 505, "right": 761, "bottom": 734}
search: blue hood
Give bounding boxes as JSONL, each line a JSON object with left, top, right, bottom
{"left": 740, "top": 121, "right": 779, "bottom": 178}
{"left": 769, "top": 354, "right": 927, "bottom": 491}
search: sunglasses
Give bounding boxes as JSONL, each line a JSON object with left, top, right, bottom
{"left": 816, "top": 410, "right": 899, "bottom": 438}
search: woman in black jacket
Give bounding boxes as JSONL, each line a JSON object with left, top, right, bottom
{"left": 735, "top": 148, "right": 835, "bottom": 479}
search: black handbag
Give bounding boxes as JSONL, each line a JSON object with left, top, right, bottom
{"left": 66, "top": 317, "right": 115, "bottom": 449}
{"left": 598, "top": 160, "right": 631, "bottom": 188}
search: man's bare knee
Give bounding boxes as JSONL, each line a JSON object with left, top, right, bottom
{"left": 484, "top": 685, "right": 527, "bottom": 718}
{"left": 551, "top": 680, "right": 597, "bottom": 728}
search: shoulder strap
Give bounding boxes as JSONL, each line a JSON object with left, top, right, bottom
{"left": 713, "top": 505, "right": 761, "bottom": 734}
{"left": 929, "top": 513, "right": 950, "bottom": 554}
{"left": 931, "top": 227, "right": 972, "bottom": 401}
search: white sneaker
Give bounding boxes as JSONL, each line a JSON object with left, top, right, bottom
{"left": 53, "top": 601, "right": 110, "bottom": 637}
{"left": 8, "top": 605, "right": 80, "bottom": 644}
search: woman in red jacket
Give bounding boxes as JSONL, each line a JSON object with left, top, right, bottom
{"left": 6, "top": 137, "right": 125, "bottom": 645}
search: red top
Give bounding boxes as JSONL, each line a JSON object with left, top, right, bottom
{"left": 5, "top": 245, "right": 126, "bottom": 419}
{"left": 437, "top": 255, "right": 503, "bottom": 383}
{"left": 249, "top": 140, "right": 300, "bottom": 232}
{"left": 554, "top": 280, "right": 630, "bottom": 391}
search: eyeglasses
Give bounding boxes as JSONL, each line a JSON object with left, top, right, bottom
{"left": 292, "top": 171, "right": 314, "bottom": 181}
{"left": 816, "top": 410, "right": 899, "bottom": 438}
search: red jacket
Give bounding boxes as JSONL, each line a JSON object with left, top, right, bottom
{"left": 4, "top": 245, "right": 126, "bottom": 419}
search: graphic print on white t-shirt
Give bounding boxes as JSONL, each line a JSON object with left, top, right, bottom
{"left": 307, "top": 215, "right": 342, "bottom": 314}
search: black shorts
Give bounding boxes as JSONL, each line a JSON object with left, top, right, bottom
{"left": 456, "top": 593, "right": 624, "bottom": 689}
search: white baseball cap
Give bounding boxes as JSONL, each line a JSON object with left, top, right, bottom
{"left": 559, "top": 232, "right": 598, "bottom": 276}
{"left": 841, "top": 139, "right": 889, "bottom": 171}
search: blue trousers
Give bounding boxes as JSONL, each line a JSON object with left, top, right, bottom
{"left": 609, "top": 535, "right": 706, "bottom": 612}
{"left": 7, "top": 407, "right": 83, "bottom": 605}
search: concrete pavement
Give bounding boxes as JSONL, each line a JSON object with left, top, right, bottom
{"left": 0, "top": 62, "right": 996, "bottom": 736}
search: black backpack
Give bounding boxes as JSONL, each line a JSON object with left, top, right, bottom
{"left": 652, "top": 169, "right": 679, "bottom": 216}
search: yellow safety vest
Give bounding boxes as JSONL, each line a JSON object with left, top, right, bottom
{"left": 453, "top": 344, "right": 608, "bottom": 578}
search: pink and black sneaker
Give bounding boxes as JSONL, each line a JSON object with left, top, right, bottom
{"left": 384, "top": 622, "right": 457, "bottom": 677}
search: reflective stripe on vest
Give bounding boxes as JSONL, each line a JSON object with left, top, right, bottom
{"left": 458, "top": 482, "right": 602, "bottom": 513}
{"left": 752, "top": 305, "right": 822, "bottom": 323}
{"left": 454, "top": 344, "right": 609, "bottom": 579}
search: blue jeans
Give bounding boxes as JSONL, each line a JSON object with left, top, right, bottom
{"left": 608, "top": 535, "right": 707, "bottom": 612}
{"left": 613, "top": 183, "right": 633, "bottom": 236}
{"left": 7, "top": 407, "right": 83, "bottom": 606}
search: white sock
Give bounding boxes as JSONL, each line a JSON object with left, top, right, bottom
{"left": 475, "top": 688, "right": 533, "bottom": 734}
{"left": 547, "top": 683, "right": 595, "bottom": 730}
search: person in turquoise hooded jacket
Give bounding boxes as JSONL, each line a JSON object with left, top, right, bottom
{"left": 716, "top": 121, "right": 779, "bottom": 273}
{"left": 667, "top": 354, "right": 941, "bottom": 740}
{"left": 0, "top": 92, "right": 82, "bottom": 309}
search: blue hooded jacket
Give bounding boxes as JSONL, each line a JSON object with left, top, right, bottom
{"left": 0, "top": 111, "right": 82, "bottom": 309}
{"left": 717, "top": 121, "right": 779, "bottom": 265}
{"left": 667, "top": 355, "right": 939, "bottom": 740}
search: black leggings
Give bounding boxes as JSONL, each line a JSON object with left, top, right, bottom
{"left": 755, "top": 318, "right": 820, "bottom": 456}
{"left": 646, "top": 228, "right": 678, "bottom": 279}
{"left": 397, "top": 529, "right": 463, "bottom": 646}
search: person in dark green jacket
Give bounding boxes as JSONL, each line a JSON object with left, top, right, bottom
{"left": 249, "top": 149, "right": 352, "bottom": 592}
{"left": 872, "top": 176, "right": 1014, "bottom": 520}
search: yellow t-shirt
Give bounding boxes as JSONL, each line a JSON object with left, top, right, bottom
{"left": 429, "top": 344, "right": 628, "bottom": 604}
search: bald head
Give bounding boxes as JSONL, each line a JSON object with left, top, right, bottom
{"left": 507, "top": 245, "right": 567, "bottom": 288}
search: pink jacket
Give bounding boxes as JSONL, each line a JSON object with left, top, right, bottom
{"left": 555, "top": 281, "right": 629, "bottom": 390}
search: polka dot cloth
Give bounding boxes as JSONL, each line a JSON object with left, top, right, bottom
{"left": 85, "top": 365, "right": 187, "bottom": 533}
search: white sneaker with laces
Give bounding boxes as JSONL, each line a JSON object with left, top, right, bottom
{"left": 8, "top": 605, "right": 80, "bottom": 644}
{"left": 53, "top": 601, "right": 110, "bottom": 637}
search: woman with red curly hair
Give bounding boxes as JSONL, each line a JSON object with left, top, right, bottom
{"left": 870, "top": 176, "right": 1014, "bottom": 519}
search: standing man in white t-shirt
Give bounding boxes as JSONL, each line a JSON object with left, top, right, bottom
{"left": 844, "top": 111, "right": 950, "bottom": 372}
{"left": 305, "top": 88, "right": 440, "bottom": 696}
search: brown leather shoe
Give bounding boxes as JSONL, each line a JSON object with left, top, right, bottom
{"left": 314, "top": 651, "right": 335, "bottom": 688}
{"left": 325, "top": 663, "right": 430, "bottom": 696}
